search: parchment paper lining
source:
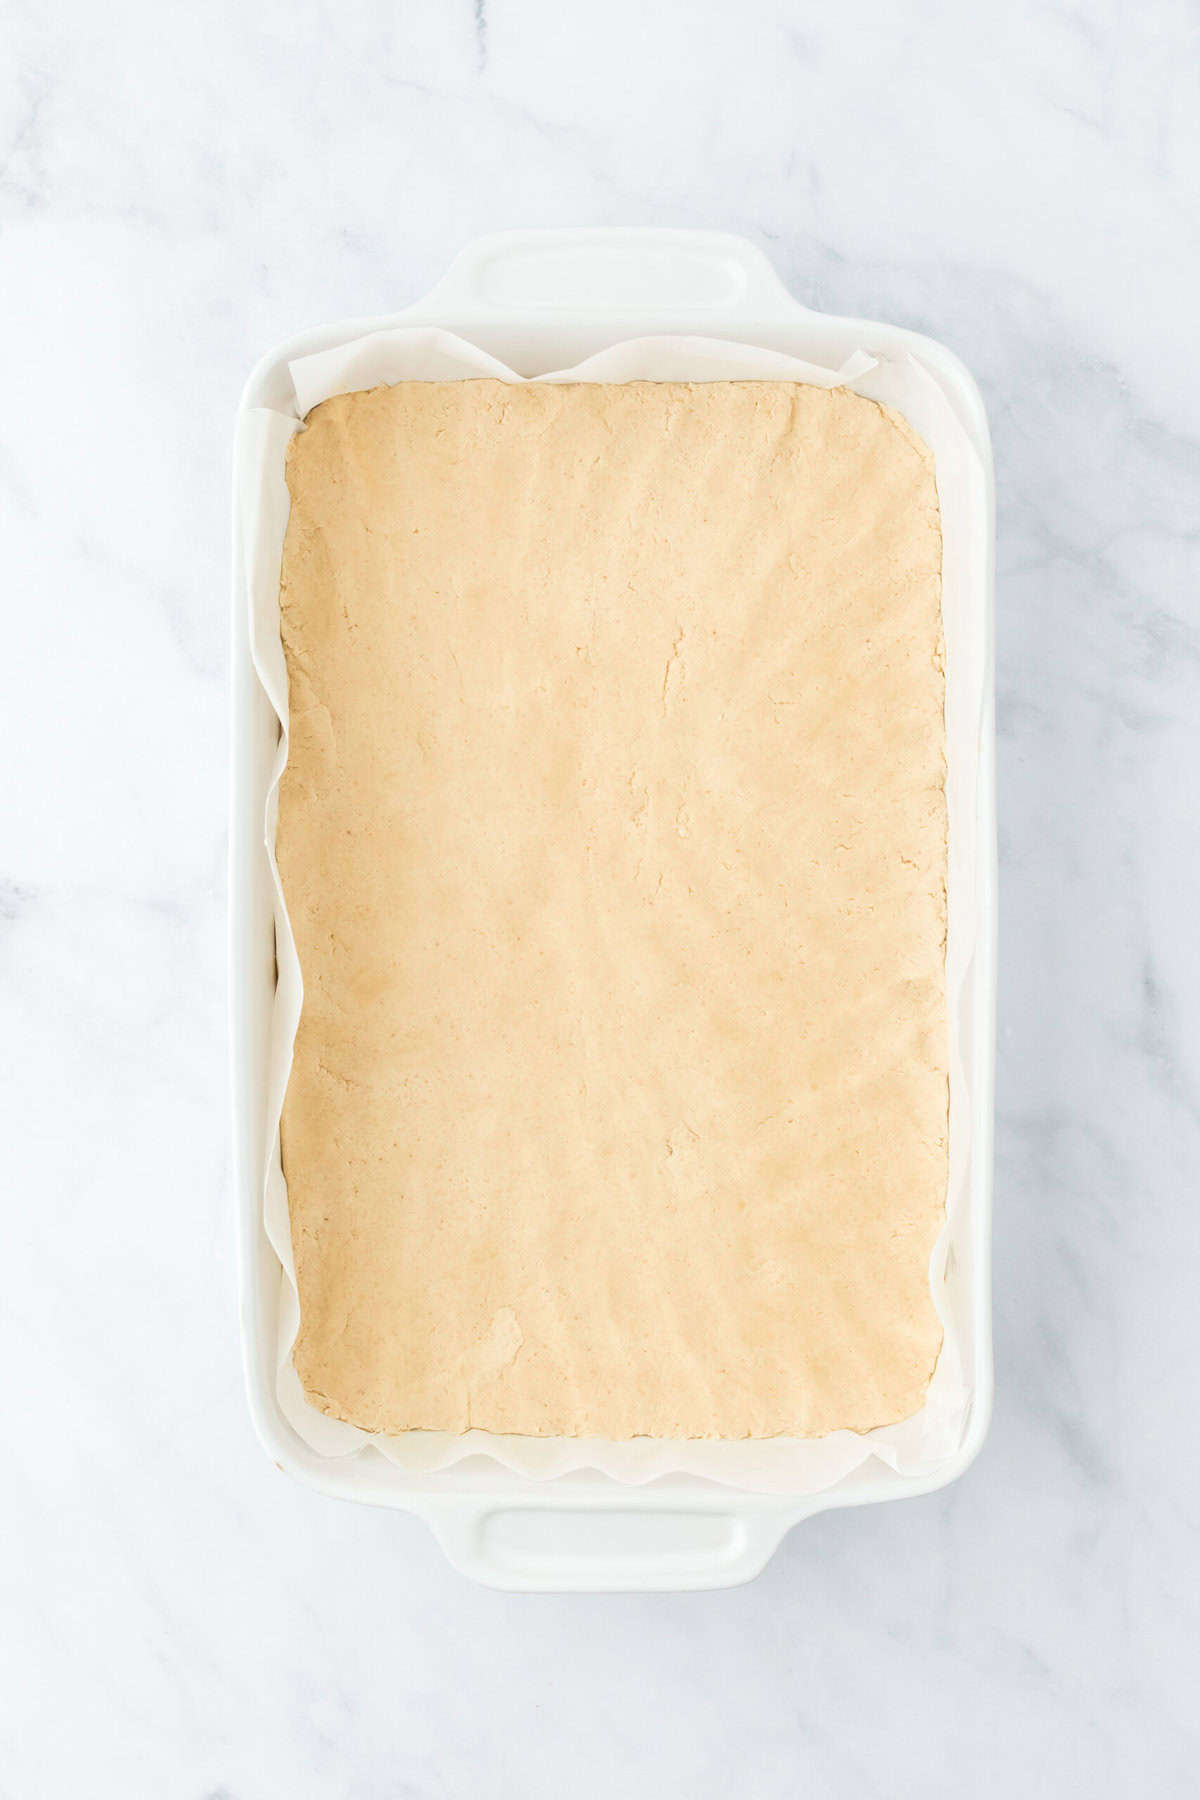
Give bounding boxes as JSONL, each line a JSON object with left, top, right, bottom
{"left": 241, "top": 327, "right": 986, "bottom": 1496}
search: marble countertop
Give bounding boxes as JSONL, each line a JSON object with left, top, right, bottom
{"left": 4, "top": 1, "right": 1198, "bottom": 1794}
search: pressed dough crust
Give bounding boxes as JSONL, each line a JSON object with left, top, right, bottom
{"left": 277, "top": 378, "right": 947, "bottom": 1440}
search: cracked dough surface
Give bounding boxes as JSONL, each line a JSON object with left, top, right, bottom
{"left": 277, "top": 378, "right": 947, "bottom": 1440}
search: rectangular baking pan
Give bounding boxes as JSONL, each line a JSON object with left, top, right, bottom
{"left": 231, "top": 228, "right": 995, "bottom": 1591}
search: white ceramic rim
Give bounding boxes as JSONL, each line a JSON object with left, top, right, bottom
{"left": 230, "top": 228, "right": 996, "bottom": 1592}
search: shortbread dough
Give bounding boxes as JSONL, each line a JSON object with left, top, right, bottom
{"left": 277, "top": 378, "right": 947, "bottom": 1440}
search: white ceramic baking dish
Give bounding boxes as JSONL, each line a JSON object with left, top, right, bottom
{"left": 231, "top": 228, "right": 995, "bottom": 1592}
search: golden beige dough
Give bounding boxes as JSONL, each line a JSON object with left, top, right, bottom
{"left": 276, "top": 377, "right": 947, "bottom": 1440}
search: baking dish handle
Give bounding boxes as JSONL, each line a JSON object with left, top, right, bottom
{"left": 421, "top": 228, "right": 808, "bottom": 322}
{"left": 422, "top": 1499, "right": 800, "bottom": 1593}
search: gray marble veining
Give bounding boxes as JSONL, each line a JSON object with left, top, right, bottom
{"left": 2, "top": 0, "right": 1197, "bottom": 1794}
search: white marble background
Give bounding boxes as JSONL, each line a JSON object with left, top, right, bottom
{"left": 3, "top": 1, "right": 1198, "bottom": 1794}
